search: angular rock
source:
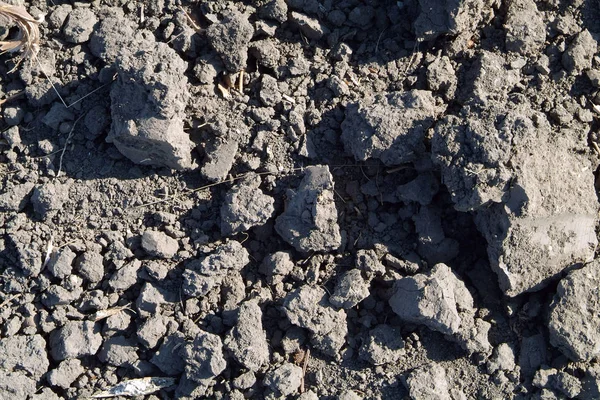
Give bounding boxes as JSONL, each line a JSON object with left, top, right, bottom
{"left": 141, "top": 231, "right": 179, "bottom": 259}
{"left": 108, "top": 41, "right": 193, "bottom": 170}
{"left": 549, "top": 262, "right": 600, "bottom": 361}
{"left": 358, "top": 324, "right": 405, "bottom": 365}
{"left": 263, "top": 363, "right": 303, "bottom": 397}
{"left": 259, "top": 251, "right": 295, "bottom": 284}
{"left": 137, "top": 315, "right": 168, "bottom": 349}
{"left": 283, "top": 285, "right": 347, "bottom": 357}
{"left": 505, "top": 0, "right": 545, "bottom": 55}
{"left": 75, "top": 250, "right": 104, "bottom": 283}
{"left": 275, "top": 166, "right": 342, "bottom": 253}
{"left": 224, "top": 300, "right": 270, "bottom": 371}
{"left": 46, "top": 246, "right": 76, "bottom": 279}
{"left": 389, "top": 264, "right": 491, "bottom": 354}
{"left": 329, "top": 269, "right": 371, "bottom": 309}
{"left": 413, "top": 0, "right": 495, "bottom": 40}
{"left": 519, "top": 334, "right": 547, "bottom": 377}
{"left": 108, "top": 260, "right": 141, "bottom": 291}
{"left": 426, "top": 56, "right": 457, "bottom": 100}
{"left": 136, "top": 282, "right": 177, "bottom": 316}
{"left": 49, "top": 320, "right": 102, "bottom": 361}
{"left": 89, "top": 10, "right": 137, "bottom": 63}
{"left": 461, "top": 51, "right": 520, "bottom": 107}
{"left": 8, "top": 231, "right": 43, "bottom": 277}
{"left": 0, "top": 182, "right": 33, "bottom": 212}
{"left": 206, "top": 10, "right": 253, "bottom": 72}
{"left": 486, "top": 342, "right": 516, "bottom": 373}
{"left": 0, "top": 370, "right": 37, "bottom": 398}
{"left": 200, "top": 139, "right": 238, "bottom": 182}
{"left": 342, "top": 90, "right": 444, "bottom": 166}
{"left": 31, "top": 182, "right": 71, "bottom": 220}
{"left": 0, "top": 334, "right": 49, "bottom": 380}
{"left": 63, "top": 8, "right": 97, "bottom": 43}
{"left": 183, "top": 330, "right": 227, "bottom": 383}
{"left": 221, "top": 174, "right": 275, "bottom": 235}
{"left": 563, "top": 29, "right": 597, "bottom": 74}
{"left": 47, "top": 359, "right": 85, "bottom": 389}
{"left": 98, "top": 335, "right": 138, "bottom": 367}
{"left": 289, "top": 11, "right": 328, "bottom": 40}
{"left": 407, "top": 363, "right": 451, "bottom": 400}
{"left": 151, "top": 333, "right": 186, "bottom": 375}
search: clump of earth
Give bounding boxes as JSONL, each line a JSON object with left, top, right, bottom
{"left": 1, "top": 0, "right": 600, "bottom": 399}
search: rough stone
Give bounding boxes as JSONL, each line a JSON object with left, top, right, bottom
{"left": 151, "top": 333, "right": 186, "bottom": 375}
{"left": 289, "top": 11, "right": 328, "bottom": 40}
{"left": 275, "top": 165, "right": 342, "bottom": 253}
{"left": 200, "top": 139, "right": 238, "bottom": 182}
{"left": 426, "top": 56, "right": 457, "bottom": 100}
{"left": 0, "top": 182, "right": 33, "bottom": 212}
{"left": 0, "top": 370, "right": 37, "bottom": 398}
{"left": 137, "top": 315, "right": 168, "bottom": 349}
{"left": 98, "top": 335, "right": 138, "bottom": 367}
{"left": 549, "top": 261, "right": 600, "bottom": 361}
{"left": 63, "top": 8, "right": 97, "bottom": 43}
{"left": 206, "top": 10, "right": 253, "bottom": 71}
{"left": 141, "top": 231, "right": 179, "bottom": 259}
{"left": 358, "top": 324, "right": 405, "bottom": 365}
{"left": 283, "top": 285, "right": 347, "bottom": 357}
{"left": 49, "top": 320, "right": 102, "bottom": 361}
{"left": 221, "top": 174, "right": 275, "bottom": 235}
{"left": 563, "top": 30, "right": 597, "bottom": 74}
{"left": 46, "top": 246, "right": 76, "bottom": 279}
{"left": 505, "top": 0, "right": 545, "bottom": 55}
{"left": 0, "top": 334, "right": 49, "bottom": 380}
{"left": 342, "top": 90, "right": 444, "bottom": 166}
{"left": 75, "top": 250, "right": 104, "bottom": 283}
{"left": 263, "top": 363, "right": 303, "bottom": 397}
{"left": 224, "top": 300, "right": 270, "bottom": 371}
{"left": 31, "top": 182, "right": 70, "bottom": 220}
{"left": 108, "top": 41, "right": 193, "bottom": 170}
{"left": 183, "top": 330, "right": 227, "bottom": 383}
{"left": 407, "top": 363, "right": 451, "bottom": 400}
{"left": 329, "top": 269, "right": 371, "bottom": 309}
{"left": 47, "top": 359, "right": 85, "bottom": 389}
{"left": 413, "top": 0, "right": 495, "bottom": 40}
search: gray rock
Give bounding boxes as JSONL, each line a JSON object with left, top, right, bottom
{"left": 108, "top": 260, "right": 141, "bottom": 291}
{"left": 183, "top": 330, "right": 227, "bottom": 382}
{"left": 200, "top": 139, "right": 238, "bottom": 182}
{"left": 389, "top": 264, "right": 491, "bottom": 355}
{"left": 89, "top": 10, "right": 137, "bottom": 63}
{"left": 233, "top": 371, "right": 256, "bottom": 390}
{"left": 46, "top": 246, "right": 76, "bottom": 279}
{"left": 462, "top": 51, "right": 520, "bottom": 107}
{"left": 0, "top": 334, "right": 49, "bottom": 380}
{"left": 206, "top": 10, "right": 253, "bottom": 72}
{"left": 221, "top": 174, "right": 275, "bottom": 235}
{"left": 75, "top": 250, "right": 104, "bottom": 283}
{"left": 62, "top": 8, "right": 97, "bottom": 43}
{"left": 329, "top": 269, "right": 371, "bottom": 309}
{"left": 259, "top": 74, "right": 282, "bottom": 106}
{"left": 46, "top": 359, "right": 85, "bottom": 389}
{"left": 41, "top": 276, "right": 83, "bottom": 307}
{"left": 258, "top": 0, "right": 288, "bottom": 23}
{"left": 407, "top": 363, "right": 451, "bottom": 400}
{"left": 41, "top": 102, "right": 74, "bottom": 131}
{"left": 356, "top": 249, "right": 385, "bottom": 277}
{"left": 224, "top": 300, "right": 270, "bottom": 371}
{"left": 359, "top": 324, "right": 405, "bottom": 365}
{"left": 563, "top": 30, "right": 597, "bottom": 74}
{"left": 0, "top": 182, "right": 34, "bottom": 212}
{"left": 396, "top": 173, "right": 440, "bottom": 205}
{"left": 137, "top": 315, "right": 168, "bottom": 349}
{"left": 275, "top": 166, "right": 342, "bottom": 253}
{"left": 0, "top": 370, "right": 37, "bottom": 398}
{"left": 151, "top": 333, "right": 186, "bottom": 375}
{"left": 49, "top": 320, "right": 102, "bottom": 361}
{"left": 108, "top": 41, "right": 193, "bottom": 170}
{"left": 426, "top": 56, "right": 457, "bottom": 100}
{"left": 283, "top": 285, "right": 347, "bottom": 357}
{"left": 549, "top": 262, "right": 600, "bottom": 361}
{"left": 48, "top": 4, "right": 72, "bottom": 30}
{"left": 182, "top": 271, "right": 219, "bottom": 297}
{"left": 259, "top": 251, "right": 295, "bottom": 283}
{"left": 3, "top": 105, "right": 24, "bottom": 126}
{"left": 519, "top": 334, "right": 547, "bottom": 377}
{"left": 98, "top": 335, "right": 138, "bottom": 367}
{"left": 289, "top": 11, "right": 328, "bottom": 40}
{"left": 31, "top": 182, "right": 71, "bottom": 220}
{"left": 136, "top": 282, "right": 177, "bottom": 316}
{"left": 413, "top": 206, "right": 459, "bottom": 265}
{"left": 141, "top": 231, "right": 179, "bottom": 259}
{"left": 413, "top": 0, "right": 495, "bottom": 40}
{"left": 342, "top": 90, "right": 444, "bottom": 166}
{"left": 486, "top": 342, "right": 516, "bottom": 373}
{"left": 8, "top": 232, "right": 42, "bottom": 277}
{"left": 263, "top": 363, "right": 303, "bottom": 397}
{"left": 505, "top": 0, "right": 545, "bottom": 55}
{"left": 250, "top": 39, "right": 281, "bottom": 69}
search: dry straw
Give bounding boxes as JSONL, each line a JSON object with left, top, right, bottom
{"left": 0, "top": 1, "right": 41, "bottom": 71}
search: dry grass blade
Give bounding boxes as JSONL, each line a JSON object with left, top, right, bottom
{"left": 0, "top": 1, "right": 41, "bottom": 70}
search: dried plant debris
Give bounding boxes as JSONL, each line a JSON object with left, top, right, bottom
{"left": 0, "top": 1, "right": 41, "bottom": 69}
{"left": 90, "top": 377, "right": 176, "bottom": 398}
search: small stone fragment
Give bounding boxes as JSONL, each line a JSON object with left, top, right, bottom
{"left": 63, "top": 8, "right": 97, "bottom": 43}
{"left": 504, "top": 0, "right": 545, "bottom": 55}
{"left": 359, "top": 324, "right": 405, "bottom": 365}
{"left": 75, "top": 250, "right": 104, "bottom": 283}
{"left": 275, "top": 165, "right": 342, "bottom": 253}
{"left": 98, "top": 335, "right": 139, "bottom": 367}
{"left": 407, "top": 363, "right": 451, "bottom": 400}
{"left": 563, "top": 30, "right": 597, "bottom": 74}
{"left": 289, "top": 11, "right": 328, "bottom": 40}
{"left": 0, "top": 334, "right": 49, "bottom": 380}
{"left": 329, "top": 269, "right": 371, "bottom": 309}
{"left": 49, "top": 321, "right": 102, "bottom": 361}
{"left": 141, "top": 231, "right": 179, "bottom": 259}
{"left": 0, "top": 182, "right": 34, "bottom": 212}
{"left": 206, "top": 10, "right": 254, "bottom": 72}
{"left": 263, "top": 363, "right": 303, "bottom": 397}
{"left": 47, "top": 359, "right": 85, "bottom": 389}
{"left": 31, "top": 182, "right": 71, "bottom": 220}
{"left": 183, "top": 330, "right": 227, "bottom": 383}
{"left": 221, "top": 174, "right": 275, "bottom": 235}
{"left": 224, "top": 300, "right": 270, "bottom": 371}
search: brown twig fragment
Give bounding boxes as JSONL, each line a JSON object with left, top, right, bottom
{"left": 300, "top": 348, "right": 310, "bottom": 393}
{"left": 0, "top": 1, "right": 42, "bottom": 71}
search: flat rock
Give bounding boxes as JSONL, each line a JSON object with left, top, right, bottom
{"left": 224, "top": 300, "right": 270, "bottom": 371}
{"left": 283, "top": 285, "right": 347, "bottom": 357}
{"left": 200, "top": 139, "right": 238, "bottom": 182}
{"left": 342, "top": 90, "right": 444, "bottom": 166}
{"left": 0, "top": 334, "right": 49, "bottom": 380}
{"left": 49, "top": 320, "right": 102, "bottom": 361}
{"left": 221, "top": 174, "right": 275, "bottom": 235}
{"left": 108, "top": 41, "right": 193, "bottom": 170}
{"left": 275, "top": 165, "right": 342, "bottom": 253}
{"left": 549, "top": 261, "right": 600, "bottom": 361}
{"left": 151, "top": 333, "right": 186, "bottom": 375}
{"left": 389, "top": 264, "right": 491, "bottom": 355}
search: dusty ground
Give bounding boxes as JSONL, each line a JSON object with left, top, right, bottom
{"left": 1, "top": 0, "right": 600, "bottom": 399}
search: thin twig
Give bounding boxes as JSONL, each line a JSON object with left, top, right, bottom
{"left": 300, "top": 348, "right": 310, "bottom": 393}
{"left": 55, "top": 114, "right": 84, "bottom": 179}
